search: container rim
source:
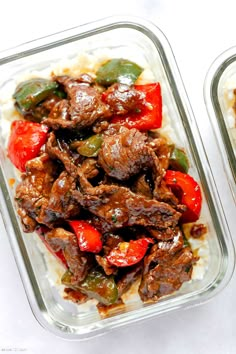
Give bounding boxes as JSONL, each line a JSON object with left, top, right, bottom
{"left": 204, "top": 45, "right": 236, "bottom": 201}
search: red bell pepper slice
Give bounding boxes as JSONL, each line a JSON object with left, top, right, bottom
{"left": 35, "top": 226, "right": 68, "bottom": 268}
{"left": 69, "top": 220, "right": 103, "bottom": 253}
{"left": 8, "top": 120, "right": 48, "bottom": 172}
{"left": 110, "top": 83, "right": 162, "bottom": 131}
{"left": 106, "top": 238, "right": 154, "bottom": 267}
{"left": 164, "top": 170, "right": 202, "bottom": 223}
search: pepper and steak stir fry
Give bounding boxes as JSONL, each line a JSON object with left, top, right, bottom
{"left": 7, "top": 58, "right": 203, "bottom": 309}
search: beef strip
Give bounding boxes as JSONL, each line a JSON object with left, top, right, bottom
{"left": 47, "top": 99, "right": 70, "bottom": 121}
{"left": 25, "top": 94, "right": 62, "bottom": 123}
{"left": 43, "top": 117, "right": 77, "bottom": 130}
{"left": 103, "top": 83, "right": 146, "bottom": 115}
{"left": 132, "top": 174, "right": 153, "bottom": 199}
{"left": 153, "top": 180, "right": 179, "bottom": 206}
{"left": 37, "top": 171, "right": 80, "bottom": 227}
{"left": 15, "top": 151, "right": 80, "bottom": 229}
{"left": 96, "top": 298, "right": 124, "bottom": 316}
{"left": 139, "top": 247, "right": 195, "bottom": 301}
{"left": 46, "top": 227, "right": 92, "bottom": 283}
{"left": 75, "top": 73, "right": 95, "bottom": 85}
{"left": 42, "top": 99, "right": 76, "bottom": 130}
{"left": 138, "top": 230, "right": 196, "bottom": 301}
{"left": 43, "top": 74, "right": 111, "bottom": 129}
{"left": 146, "top": 137, "right": 181, "bottom": 205}
{"left": 102, "top": 233, "right": 124, "bottom": 255}
{"left": 46, "top": 132, "right": 78, "bottom": 177}
{"left": 86, "top": 215, "right": 117, "bottom": 234}
{"left": 147, "top": 137, "right": 171, "bottom": 172}
{"left": 64, "top": 287, "right": 88, "bottom": 303}
{"left": 98, "top": 126, "right": 162, "bottom": 182}
{"left": 48, "top": 76, "right": 112, "bottom": 129}
{"left": 117, "top": 263, "right": 143, "bottom": 298}
{"left": 79, "top": 158, "right": 99, "bottom": 180}
{"left": 72, "top": 184, "right": 181, "bottom": 229}
{"left": 15, "top": 153, "right": 57, "bottom": 231}
{"left": 190, "top": 223, "right": 207, "bottom": 238}
{"left": 17, "top": 208, "right": 37, "bottom": 233}
{"left": 95, "top": 255, "right": 117, "bottom": 275}
{"left": 157, "top": 229, "right": 184, "bottom": 253}
{"left": 92, "top": 120, "right": 110, "bottom": 134}
{"left": 148, "top": 226, "right": 181, "bottom": 241}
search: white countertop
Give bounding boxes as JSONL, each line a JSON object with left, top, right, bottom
{"left": 0, "top": 0, "right": 236, "bottom": 353}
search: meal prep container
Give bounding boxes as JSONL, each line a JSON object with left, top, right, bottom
{"left": 0, "top": 16, "right": 234, "bottom": 340}
{"left": 204, "top": 47, "right": 236, "bottom": 201}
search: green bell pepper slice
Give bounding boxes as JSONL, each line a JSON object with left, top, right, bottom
{"left": 61, "top": 270, "right": 74, "bottom": 287}
{"left": 62, "top": 269, "right": 118, "bottom": 305}
{"left": 13, "top": 78, "right": 58, "bottom": 114}
{"left": 77, "top": 134, "right": 103, "bottom": 157}
{"left": 96, "top": 58, "right": 143, "bottom": 86}
{"left": 169, "top": 147, "right": 189, "bottom": 173}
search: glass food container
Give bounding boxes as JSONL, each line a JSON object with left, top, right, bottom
{"left": 204, "top": 47, "right": 236, "bottom": 201}
{"left": 0, "top": 16, "right": 234, "bottom": 340}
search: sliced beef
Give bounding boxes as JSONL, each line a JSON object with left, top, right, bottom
{"left": 157, "top": 229, "right": 184, "bottom": 253}
{"left": 72, "top": 184, "right": 181, "bottom": 229}
{"left": 15, "top": 152, "right": 80, "bottom": 229}
{"left": 153, "top": 180, "right": 179, "bottom": 206}
{"left": 43, "top": 99, "right": 76, "bottom": 130}
{"left": 37, "top": 171, "right": 80, "bottom": 227}
{"left": 79, "top": 158, "right": 99, "bottom": 180}
{"left": 96, "top": 298, "right": 124, "bottom": 316}
{"left": 117, "top": 263, "right": 142, "bottom": 298}
{"left": 87, "top": 215, "right": 117, "bottom": 234}
{"left": 53, "top": 76, "right": 112, "bottom": 128}
{"left": 15, "top": 154, "right": 57, "bottom": 231}
{"left": 146, "top": 137, "right": 183, "bottom": 205}
{"left": 17, "top": 208, "right": 37, "bottom": 233}
{"left": 43, "top": 75, "right": 111, "bottom": 129}
{"left": 103, "top": 83, "right": 146, "bottom": 115}
{"left": 42, "top": 94, "right": 64, "bottom": 112}
{"left": 148, "top": 226, "right": 181, "bottom": 241}
{"left": 190, "top": 223, "right": 207, "bottom": 238}
{"left": 147, "top": 137, "right": 180, "bottom": 205}
{"left": 25, "top": 94, "right": 62, "bottom": 123}
{"left": 64, "top": 287, "right": 88, "bottom": 303}
{"left": 45, "top": 227, "right": 74, "bottom": 251}
{"left": 92, "top": 120, "right": 110, "bottom": 134}
{"left": 147, "top": 137, "right": 171, "bottom": 172}
{"left": 46, "top": 227, "right": 92, "bottom": 283}
{"left": 139, "top": 247, "right": 194, "bottom": 301}
{"left": 46, "top": 132, "right": 78, "bottom": 177}
{"left": 138, "top": 230, "right": 196, "bottom": 301}
{"left": 98, "top": 126, "right": 162, "bottom": 181}
{"left": 48, "top": 99, "right": 70, "bottom": 120}
{"left": 132, "top": 174, "right": 153, "bottom": 199}
{"left": 102, "top": 233, "right": 124, "bottom": 255}
{"left": 95, "top": 255, "right": 117, "bottom": 275}
{"left": 75, "top": 73, "right": 95, "bottom": 85}
{"left": 43, "top": 117, "right": 77, "bottom": 130}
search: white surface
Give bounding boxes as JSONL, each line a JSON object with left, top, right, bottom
{"left": 0, "top": 0, "right": 236, "bottom": 353}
